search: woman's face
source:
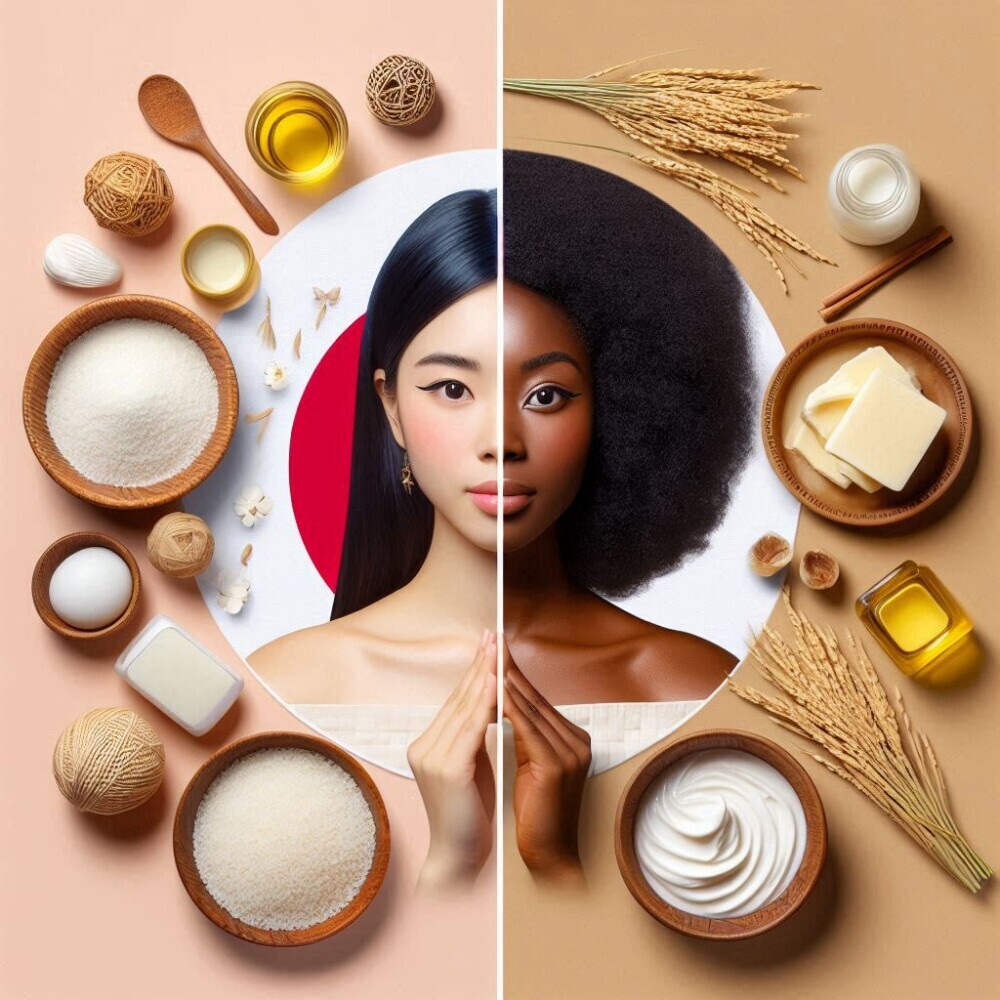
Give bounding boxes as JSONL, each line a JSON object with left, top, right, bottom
{"left": 376, "top": 282, "right": 500, "bottom": 553}
{"left": 502, "top": 281, "right": 593, "bottom": 552}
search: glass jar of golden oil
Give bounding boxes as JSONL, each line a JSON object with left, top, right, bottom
{"left": 856, "top": 561, "right": 979, "bottom": 685}
{"left": 246, "top": 82, "right": 348, "bottom": 184}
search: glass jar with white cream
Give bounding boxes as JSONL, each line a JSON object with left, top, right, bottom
{"left": 827, "top": 144, "right": 920, "bottom": 246}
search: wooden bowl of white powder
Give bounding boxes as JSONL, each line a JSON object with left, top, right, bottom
{"left": 174, "top": 731, "right": 391, "bottom": 946}
{"left": 23, "top": 294, "right": 238, "bottom": 508}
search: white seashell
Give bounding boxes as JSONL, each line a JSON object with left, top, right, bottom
{"left": 43, "top": 234, "right": 122, "bottom": 288}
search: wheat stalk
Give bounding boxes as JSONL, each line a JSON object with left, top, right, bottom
{"left": 532, "top": 138, "right": 832, "bottom": 292}
{"left": 505, "top": 64, "right": 835, "bottom": 290}
{"left": 729, "top": 587, "right": 992, "bottom": 892}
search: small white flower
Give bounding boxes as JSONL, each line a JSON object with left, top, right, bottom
{"left": 234, "top": 485, "right": 274, "bottom": 527}
{"left": 217, "top": 575, "right": 251, "bottom": 615}
{"left": 264, "top": 363, "right": 289, "bottom": 391}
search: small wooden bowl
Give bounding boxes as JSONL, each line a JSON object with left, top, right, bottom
{"left": 615, "top": 730, "right": 827, "bottom": 941}
{"left": 761, "top": 318, "right": 973, "bottom": 527}
{"left": 31, "top": 531, "right": 141, "bottom": 640}
{"left": 22, "top": 294, "right": 239, "bottom": 509}
{"left": 174, "top": 731, "right": 391, "bottom": 947}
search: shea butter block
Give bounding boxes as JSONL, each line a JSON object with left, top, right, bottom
{"left": 825, "top": 369, "right": 946, "bottom": 491}
{"left": 804, "top": 346, "right": 919, "bottom": 442}
{"left": 116, "top": 614, "right": 243, "bottom": 736}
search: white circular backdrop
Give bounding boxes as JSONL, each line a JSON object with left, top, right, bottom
{"left": 187, "top": 149, "right": 798, "bottom": 776}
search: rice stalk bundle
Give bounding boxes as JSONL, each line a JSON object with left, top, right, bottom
{"left": 729, "top": 588, "right": 992, "bottom": 892}
{"left": 505, "top": 64, "right": 836, "bottom": 289}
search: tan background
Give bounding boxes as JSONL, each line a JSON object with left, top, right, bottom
{"left": 0, "top": 2, "right": 495, "bottom": 998}
{"left": 504, "top": 1, "right": 999, "bottom": 997}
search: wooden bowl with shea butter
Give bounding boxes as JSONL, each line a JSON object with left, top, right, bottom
{"left": 22, "top": 294, "right": 238, "bottom": 509}
{"left": 762, "top": 318, "right": 972, "bottom": 527}
{"left": 615, "top": 730, "right": 827, "bottom": 941}
{"left": 174, "top": 731, "right": 391, "bottom": 947}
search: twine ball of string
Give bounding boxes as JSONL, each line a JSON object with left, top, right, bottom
{"left": 365, "top": 55, "right": 436, "bottom": 126}
{"left": 147, "top": 511, "right": 215, "bottom": 578}
{"left": 52, "top": 708, "right": 165, "bottom": 815}
{"left": 84, "top": 152, "right": 174, "bottom": 237}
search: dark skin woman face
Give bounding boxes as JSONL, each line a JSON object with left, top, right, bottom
{"left": 502, "top": 281, "right": 593, "bottom": 552}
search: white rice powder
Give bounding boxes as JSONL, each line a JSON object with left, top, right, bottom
{"left": 46, "top": 319, "right": 219, "bottom": 487}
{"left": 193, "top": 748, "right": 377, "bottom": 931}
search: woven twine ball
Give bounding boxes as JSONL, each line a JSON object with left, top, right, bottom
{"left": 365, "top": 55, "right": 436, "bottom": 126}
{"left": 147, "top": 511, "right": 215, "bottom": 578}
{"left": 52, "top": 708, "right": 165, "bottom": 815}
{"left": 84, "top": 152, "right": 174, "bottom": 237}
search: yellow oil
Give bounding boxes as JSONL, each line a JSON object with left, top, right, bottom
{"left": 247, "top": 83, "right": 347, "bottom": 184}
{"left": 877, "top": 583, "right": 949, "bottom": 652}
{"left": 856, "top": 561, "right": 977, "bottom": 684}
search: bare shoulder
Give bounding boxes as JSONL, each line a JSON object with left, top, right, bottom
{"left": 638, "top": 623, "right": 739, "bottom": 701}
{"left": 248, "top": 615, "right": 372, "bottom": 703}
{"left": 588, "top": 596, "right": 737, "bottom": 700}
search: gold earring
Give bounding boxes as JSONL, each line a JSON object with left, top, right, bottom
{"left": 400, "top": 451, "right": 414, "bottom": 495}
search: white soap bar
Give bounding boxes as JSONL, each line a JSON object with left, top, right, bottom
{"left": 825, "top": 369, "right": 946, "bottom": 491}
{"left": 787, "top": 420, "right": 851, "bottom": 488}
{"left": 115, "top": 614, "right": 243, "bottom": 736}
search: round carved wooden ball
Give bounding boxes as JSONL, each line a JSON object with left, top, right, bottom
{"left": 365, "top": 55, "right": 436, "bottom": 126}
{"left": 147, "top": 512, "right": 215, "bottom": 578}
{"left": 53, "top": 708, "right": 165, "bottom": 815}
{"left": 84, "top": 152, "right": 174, "bottom": 237}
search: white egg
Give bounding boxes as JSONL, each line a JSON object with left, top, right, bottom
{"left": 49, "top": 546, "right": 134, "bottom": 630}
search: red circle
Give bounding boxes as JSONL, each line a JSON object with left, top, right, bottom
{"left": 289, "top": 315, "right": 365, "bottom": 591}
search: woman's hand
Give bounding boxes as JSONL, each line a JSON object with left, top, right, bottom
{"left": 408, "top": 629, "right": 498, "bottom": 890}
{"left": 503, "top": 643, "right": 591, "bottom": 887}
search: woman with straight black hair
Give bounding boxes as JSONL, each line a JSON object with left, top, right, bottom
{"left": 253, "top": 188, "right": 501, "bottom": 889}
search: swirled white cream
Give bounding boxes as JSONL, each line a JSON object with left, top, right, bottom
{"left": 634, "top": 749, "right": 807, "bottom": 918}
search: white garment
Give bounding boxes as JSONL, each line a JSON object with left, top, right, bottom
{"left": 291, "top": 700, "right": 705, "bottom": 779}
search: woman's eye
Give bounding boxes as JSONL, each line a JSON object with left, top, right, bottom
{"left": 524, "top": 385, "right": 578, "bottom": 412}
{"left": 418, "top": 379, "right": 473, "bottom": 401}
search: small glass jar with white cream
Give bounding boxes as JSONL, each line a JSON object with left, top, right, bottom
{"left": 182, "top": 224, "right": 261, "bottom": 310}
{"left": 827, "top": 144, "right": 920, "bottom": 245}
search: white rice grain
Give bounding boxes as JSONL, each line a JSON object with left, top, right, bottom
{"left": 193, "top": 748, "right": 376, "bottom": 931}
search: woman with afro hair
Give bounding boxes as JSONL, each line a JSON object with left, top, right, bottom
{"left": 501, "top": 151, "right": 757, "bottom": 884}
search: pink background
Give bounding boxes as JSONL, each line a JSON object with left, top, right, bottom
{"left": 0, "top": 2, "right": 496, "bottom": 998}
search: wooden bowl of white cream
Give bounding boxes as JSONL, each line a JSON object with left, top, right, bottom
{"left": 615, "top": 730, "right": 827, "bottom": 941}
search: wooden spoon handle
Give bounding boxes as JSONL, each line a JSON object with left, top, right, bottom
{"left": 196, "top": 139, "right": 279, "bottom": 236}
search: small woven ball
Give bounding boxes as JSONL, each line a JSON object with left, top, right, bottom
{"left": 53, "top": 708, "right": 165, "bottom": 815}
{"left": 365, "top": 55, "right": 436, "bottom": 126}
{"left": 147, "top": 512, "right": 215, "bottom": 578}
{"left": 84, "top": 152, "right": 174, "bottom": 237}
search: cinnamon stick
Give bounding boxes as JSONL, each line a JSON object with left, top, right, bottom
{"left": 819, "top": 226, "right": 953, "bottom": 322}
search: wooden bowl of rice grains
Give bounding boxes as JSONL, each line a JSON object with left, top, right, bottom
{"left": 174, "top": 731, "right": 391, "bottom": 946}
{"left": 22, "top": 294, "right": 238, "bottom": 509}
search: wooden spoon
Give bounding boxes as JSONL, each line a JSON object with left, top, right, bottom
{"left": 138, "top": 75, "right": 279, "bottom": 236}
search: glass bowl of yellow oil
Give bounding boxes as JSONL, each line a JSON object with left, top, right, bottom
{"left": 855, "top": 560, "right": 979, "bottom": 685}
{"left": 246, "top": 82, "right": 348, "bottom": 184}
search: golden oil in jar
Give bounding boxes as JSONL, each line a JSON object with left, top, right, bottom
{"left": 856, "top": 560, "right": 979, "bottom": 686}
{"left": 246, "top": 82, "right": 348, "bottom": 184}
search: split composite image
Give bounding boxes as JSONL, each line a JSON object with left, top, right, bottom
{"left": 1, "top": 1, "right": 997, "bottom": 998}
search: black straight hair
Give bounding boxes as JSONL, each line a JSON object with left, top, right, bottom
{"left": 332, "top": 188, "right": 498, "bottom": 620}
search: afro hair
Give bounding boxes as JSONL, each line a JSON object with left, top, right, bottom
{"left": 504, "top": 150, "right": 757, "bottom": 598}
